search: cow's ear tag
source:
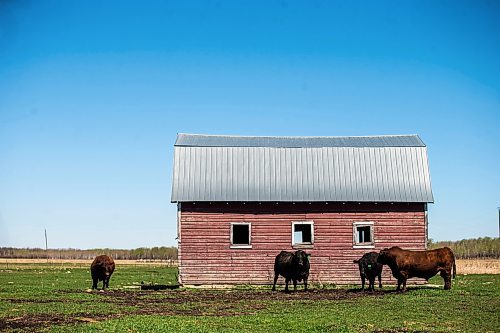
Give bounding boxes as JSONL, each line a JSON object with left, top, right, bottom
{"left": 368, "top": 264, "right": 372, "bottom": 268}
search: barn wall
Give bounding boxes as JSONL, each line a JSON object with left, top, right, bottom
{"left": 178, "top": 202, "right": 426, "bottom": 286}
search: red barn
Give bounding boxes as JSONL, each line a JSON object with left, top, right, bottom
{"left": 171, "top": 133, "right": 433, "bottom": 286}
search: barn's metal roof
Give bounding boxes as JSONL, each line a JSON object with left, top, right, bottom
{"left": 171, "top": 134, "right": 433, "bottom": 203}
{"left": 175, "top": 133, "right": 426, "bottom": 148}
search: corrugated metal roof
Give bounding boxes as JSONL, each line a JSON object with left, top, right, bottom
{"left": 175, "top": 133, "right": 425, "bottom": 148}
{"left": 171, "top": 134, "right": 433, "bottom": 203}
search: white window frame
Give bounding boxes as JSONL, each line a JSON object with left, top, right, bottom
{"left": 230, "top": 222, "right": 252, "bottom": 249}
{"left": 292, "top": 221, "right": 314, "bottom": 248}
{"left": 353, "top": 221, "right": 375, "bottom": 249}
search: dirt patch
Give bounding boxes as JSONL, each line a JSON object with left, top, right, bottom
{"left": 4, "top": 298, "right": 93, "bottom": 304}
{"left": 0, "top": 288, "right": 382, "bottom": 332}
{"left": 0, "top": 313, "right": 121, "bottom": 333}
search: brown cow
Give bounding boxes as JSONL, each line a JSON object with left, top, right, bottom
{"left": 377, "top": 246, "right": 456, "bottom": 292}
{"left": 91, "top": 255, "right": 115, "bottom": 290}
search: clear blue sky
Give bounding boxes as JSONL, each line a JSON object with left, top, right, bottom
{"left": 0, "top": 1, "right": 499, "bottom": 249}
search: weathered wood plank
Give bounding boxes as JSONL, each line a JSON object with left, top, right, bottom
{"left": 178, "top": 202, "right": 426, "bottom": 285}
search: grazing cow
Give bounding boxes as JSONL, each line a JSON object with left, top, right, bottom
{"left": 91, "top": 255, "right": 115, "bottom": 290}
{"left": 272, "top": 250, "right": 310, "bottom": 292}
{"left": 377, "top": 246, "right": 456, "bottom": 292}
{"left": 353, "top": 252, "right": 383, "bottom": 291}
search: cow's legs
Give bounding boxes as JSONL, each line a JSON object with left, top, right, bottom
{"left": 304, "top": 278, "right": 308, "bottom": 292}
{"left": 396, "top": 278, "right": 404, "bottom": 292}
{"left": 378, "top": 273, "right": 382, "bottom": 288}
{"left": 272, "top": 273, "right": 279, "bottom": 291}
{"left": 92, "top": 278, "right": 98, "bottom": 290}
{"left": 361, "top": 275, "right": 366, "bottom": 291}
{"left": 368, "top": 277, "right": 375, "bottom": 292}
{"left": 104, "top": 277, "right": 109, "bottom": 289}
{"left": 397, "top": 272, "right": 409, "bottom": 292}
{"left": 441, "top": 270, "right": 452, "bottom": 290}
{"left": 284, "top": 278, "right": 291, "bottom": 293}
{"left": 293, "top": 279, "right": 297, "bottom": 292}
{"left": 401, "top": 278, "right": 407, "bottom": 292}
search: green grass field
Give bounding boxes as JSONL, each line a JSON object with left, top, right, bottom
{"left": 0, "top": 263, "right": 498, "bottom": 332}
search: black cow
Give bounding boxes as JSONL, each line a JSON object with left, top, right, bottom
{"left": 272, "top": 250, "right": 310, "bottom": 292}
{"left": 91, "top": 255, "right": 115, "bottom": 290}
{"left": 353, "top": 252, "right": 383, "bottom": 291}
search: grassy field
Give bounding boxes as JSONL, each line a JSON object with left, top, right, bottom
{"left": 0, "top": 263, "right": 498, "bottom": 333}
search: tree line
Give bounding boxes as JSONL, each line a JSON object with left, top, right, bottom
{"left": 1, "top": 237, "right": 498, "bottom": 260}
{"left": 428, "top": 237, "right": 499, "bottom": 259}
{"left": 0, "top": 246, "right": 178, "bottom": 261}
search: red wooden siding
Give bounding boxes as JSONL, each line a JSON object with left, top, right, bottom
{"left": 178, "top": 202, "right": 426, "bottom": 286}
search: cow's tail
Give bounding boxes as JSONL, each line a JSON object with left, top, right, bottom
{"left": 448, "top": 247, "right": 457, "bottom": 279}
{"left": 452, "top": 256, "right": 456, "bottom": 279}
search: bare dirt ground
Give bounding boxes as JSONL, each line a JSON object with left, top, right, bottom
{"left": 0, "top": 288, "right": 378, "bottom": 332}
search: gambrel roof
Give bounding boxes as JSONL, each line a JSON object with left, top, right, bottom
{"left": 171, "top": 133, "right": 433, "bottom": 203}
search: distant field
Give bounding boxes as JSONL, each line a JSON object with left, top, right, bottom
{"left": 0, "top": 258, "right": 177, "bottom": 267}
{"left": 1, "top": 258, "right": 496, "bottom": 273}
{"left": 0, "top": 263, "right": 498, "bottom": 332}
{"left": 456, "top": 259, "right": 500, "bottom": 274}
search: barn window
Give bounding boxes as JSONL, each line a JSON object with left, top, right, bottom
{"left": 292, "top": 221, "right": 314, "bottom": 248}
{"left": 230, "top": 223, "right": 252, "bottom": 248}
{"left": 353, "top": 222, "right": 374, "bottom": 248}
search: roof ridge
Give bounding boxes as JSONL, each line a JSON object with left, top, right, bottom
{"left": 175, "top": 133, "right": 426, "bottom": 148}
{"left": 178, "top": 133, "right": 420, "bottom": 139}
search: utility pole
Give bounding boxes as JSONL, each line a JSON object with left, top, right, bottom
{"left": 45, "top": 229, "right": 48, "bottom": 263}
